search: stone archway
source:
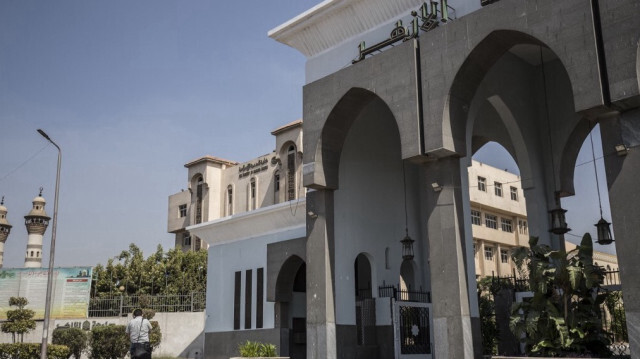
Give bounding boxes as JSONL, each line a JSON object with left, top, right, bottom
{"left": 274, "top": 255, "right": 306, "bottom": 359}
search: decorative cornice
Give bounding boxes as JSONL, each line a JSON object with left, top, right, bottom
{"left": 184, "top": 155, "right": 238, "bottom": 168}
{"left": 268, "top": 0, "right": 423, "bottom": 58}
{"left": 271, "top": 119, "right": 303, "bottom": 135}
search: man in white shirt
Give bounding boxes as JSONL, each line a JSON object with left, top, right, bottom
{"left": 125, "top": 308, "right": 153, "bottom": 359}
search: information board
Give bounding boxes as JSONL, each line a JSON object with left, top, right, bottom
{"left": 0, "top": 267, "right": 92, "bottom": 320}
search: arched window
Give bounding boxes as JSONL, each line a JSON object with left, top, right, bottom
{"left": 195, "top": 176, "right": 203, "bottom": 224}
{"left": 30, "top": 251, "right": 34, "bottom": 257}
{"left": 249, "top": 178, "right": 257, "bottom": 210}
{"left": 227, "top": 185, "right": 233, "bottom": 216}
{"left": 287, "top": 145, "right": 296, "bottom": 200}
{"left": 274, "top": 170, "right": 280, "bottom": 204}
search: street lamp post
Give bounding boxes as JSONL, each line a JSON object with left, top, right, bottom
{"left": 37, "top": 129, "right": 61, "bottom": 359}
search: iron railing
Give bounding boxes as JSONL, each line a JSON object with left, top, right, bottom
{"left": 88, "top": 292, "right": 205, "bottom": 317}
{"left": 379, "top": 284, "right": 431, "bottom": 303}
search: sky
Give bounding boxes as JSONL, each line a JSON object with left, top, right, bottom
{"left": 0, "top": 0, "right": 616, "bottom": 270}
{"left": 0, "top": 0, "right": 320, "bottom": 268}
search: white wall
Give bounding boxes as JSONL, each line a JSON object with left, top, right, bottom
{"left": 333, "top": 99, "right": 424, "bottom": 325}
{"left": 304, "top": 0, "right": 481, "bottom": 83}
{"left": 205, "top": 226, "right": 306, "bottom": 333}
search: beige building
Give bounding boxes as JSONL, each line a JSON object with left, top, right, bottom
{"left": 167, "top": 120, "right": 304, "bottom": 251}
{"left": 469, "top": 161, "right": 529, "bottom": 278}
{"left": 469, "top": 160, "right": 618, "bottom": 279}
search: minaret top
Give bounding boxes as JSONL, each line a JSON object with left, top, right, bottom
{"left": 0, "top": 196, "right": 9, "bottom": 224}
{"left": 0, "top": 196, "right": 12, "bottom": 236}
{"left": 26, "top": 187, "right": 49, "bottom": 219}
{"left": 24, "top": 188, "right": 50, "bottom": 236}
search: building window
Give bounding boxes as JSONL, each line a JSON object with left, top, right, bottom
{"left": 518, "top": 220, "right": 528, "bottom": 235}
{"left": 485, "top": 214, "right": 497, "bottom": 229}
{"left": 501, "top": 218, "right": 513, "bottom": 233}
{"left": 471, "top": 210, "right": 481, "bottom": 225}
{"left": 227, "top": 185, "right": 233, "bottom": 216}
{"left": 477, "top": 177, "right": 486, "bottom": 192}
{"left": 274, "top": 171, "right": 280, "bottom": 204}
{"left": 473, "top": 242, "right": 477, "bottom": 256}
{"left": 195, "top": 176, "right": 203, "bottom": 224}
{"left": 287, "top": 145, "right": 296, "bottom": 200}
{"left": 500, "top": 249, "right": 509, "bottom": 263}
{"left": 510, "top": 186, "right": 518, "bottom": 201}
{"left": 178, "top": 204, "right": 187, "bottom": 218}
{"left": 484, "top": 246, "right": 494, "bottom": 261}
{"left": 494, "top": 182, "right": 502, "bottom": 197}
{"left": 183, "top": 233, "right": 191, "bottom": 246}
{"left": 249, "top": 178, "right": 257, "bottom": 210}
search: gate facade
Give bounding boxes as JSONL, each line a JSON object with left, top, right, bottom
{"left": 393, "top": 300, "right": 432, "bottom": 359}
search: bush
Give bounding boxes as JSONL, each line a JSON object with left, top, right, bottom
{"left": 0, "top": 297, "right": 36, "bottom": 343}
{"left": 89, "top": 325, "right": 129, "bottom": 359}
{"left": 52, "top": 327, "right": 88, "bottom": 359}
{"left": 238, "top": 340, "right": 277, "bottom": 357}
{"left": 140, "top": 309, "right": 162, "bottom": 350}
{"left": 0, "top": 343, "right": 70, "bottom": 359}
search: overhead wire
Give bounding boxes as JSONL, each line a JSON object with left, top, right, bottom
{"left": 0, "top": 144, "right": 49, "bottom": 184}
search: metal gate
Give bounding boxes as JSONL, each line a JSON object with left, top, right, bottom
{"left": 393, "top": 300, "right": 432, "bottom": 359}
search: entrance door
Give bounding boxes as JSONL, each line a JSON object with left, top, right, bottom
{"left": 393, "top": 300, "right": 432, "bottom": 359}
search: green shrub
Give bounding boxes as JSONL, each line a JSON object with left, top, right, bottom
{"left": 89, "top": 325, "right": 129, "bottom": 359}
{"left": 0, "top": 297, "right": 36, "bottom": 343}
{"left": 52, "top": 327, "right": 87, "bottom": 359}
{"left": 238, "top": 340, "right": 277, "bottom": 357}
{"left": 141, "top": 309, "right": 162, "bottom": 350}
{"left": 0, "top": 343, "right": 70, "bottom": 359}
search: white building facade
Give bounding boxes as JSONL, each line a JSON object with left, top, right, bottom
{"left": 168, "top": 120, "right": 304, "bottom": 252}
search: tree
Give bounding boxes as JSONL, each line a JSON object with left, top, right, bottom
{"left": 91, "top": 243, "right": 207, "bottom": 297}
{"left": 141, "top": 309, "right": 162, "bottom": 351}
{"left": 0, "top": 297, "right": 36, "bottom": 343}
{"left": 510, "top": 235, "right": 611, "bottom": 357}
{"left": 52, "top": 327, "right": 88, "bottom": 359}
{"left": 477, "top": 277, "right": 499, "bottom": 355}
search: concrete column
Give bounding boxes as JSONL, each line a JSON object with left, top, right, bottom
{"left": 479, "top": 240, "right": 486, "bottom": 277}
{"left": 305, "top": 189, "right": 337, "bottom": 359}
{"left": 424, "top": 157, "right": 482, "bottom": 358}
{"left": 599, "top": 110, "right": 640, "bottom": 358}
{"left": 496, "top": 243, "right": 502, "bottom": 277}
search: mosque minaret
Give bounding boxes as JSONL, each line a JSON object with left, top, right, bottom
{"left": 0, "top": 196, "right": 12, "bottom": 268}
{"left": 23, "top": 188, "right": 50, "bottom": 268}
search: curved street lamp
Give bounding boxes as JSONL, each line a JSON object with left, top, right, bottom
{"left": 37, "top": 129, "right": 61, "bottom": 359}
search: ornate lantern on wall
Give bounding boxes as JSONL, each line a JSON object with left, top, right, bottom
{"left": 588, "top": 124, "right": 614, "bottom": 245}
{"left": 401, "top": 230, "right": 414, "bottom": 261}
{"left": 400, "top": 162, "right": 414, "bottom": 261}
{"left": 549, "top": 205, "right": 570, "bottom": 235}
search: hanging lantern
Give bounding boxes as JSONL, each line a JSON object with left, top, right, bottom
{"left": 401, "top": 232, "right": 414, "bottom": 261}
{"left": 549, "top": 207, "right": 570, "bottom": 235}
{"left": 595, "top": 217, "right": 614, "bottom": 245}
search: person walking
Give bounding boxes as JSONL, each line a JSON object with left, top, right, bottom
{"left": 126, "top": 308, "right": 152, "bottom": 359}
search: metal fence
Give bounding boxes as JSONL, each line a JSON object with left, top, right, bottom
{"left": 378, "top": 284, "right": 431, "bottom": 303}
{"left": 88, "top": 292, "right": 205, "bottom": 317}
